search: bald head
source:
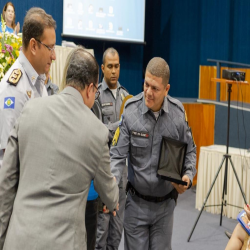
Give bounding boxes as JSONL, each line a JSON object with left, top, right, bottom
{"left": 102, "top": 47, "right": 119, "bottom": 65}
{"left": 146, "top": 57, "right": 170, "bottom": 86}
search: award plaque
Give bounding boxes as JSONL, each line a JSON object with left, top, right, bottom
{"left": 157, "top": 136, "right": 188, "bottom": 186}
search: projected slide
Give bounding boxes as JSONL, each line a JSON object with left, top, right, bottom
{"left": 63, "top": 0, "right": 145, "bottom": 43}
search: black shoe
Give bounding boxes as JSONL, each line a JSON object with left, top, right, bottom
{"left": 225, "top": 231, "right": 232, "bottom": 239}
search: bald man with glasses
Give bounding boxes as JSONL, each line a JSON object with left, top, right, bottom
{"left": 0, "top": 7, "right": 56, "bottom": 168}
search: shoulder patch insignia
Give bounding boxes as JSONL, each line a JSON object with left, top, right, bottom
{"left": 112, "top": 127, "right": 120, "bottom": 146}
{"left": 7, "top": 69, "right": 22, "bottom": 86}
{"left": 112, "top": 115, "right": 123, "bottom": 146}
{"left": 4, "top": 97, "right": 15, "bottom": 109}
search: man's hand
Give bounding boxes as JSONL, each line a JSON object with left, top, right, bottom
{"left": 102, "top": 205, "right": 110, "bottom": 214}
{"left": 102, "top": 202, "right": 119, "bottom": 216}
{"left": 101, "top": 176, "right": 119, "bottom": 216}
{"left": 171, "top": 175, "right": 190, "bottom": 194}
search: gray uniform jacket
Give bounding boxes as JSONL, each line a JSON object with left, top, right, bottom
{"left": 0, "top": 87, "right": 119, "bottom": 250}
{"left": 0, "top": 52, "right": 47, "bottom": 165}
{"left": 110, "top": 92, "right": 196, "bottom": 197}
{"left": 97, "top": 79, "right": 129, "bottom": 142}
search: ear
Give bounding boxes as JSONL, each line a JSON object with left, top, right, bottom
{"left": 30, "top": 38, "right": 38, "bottom": 55}
{"left": 101, "top": 64, "right": 104, "bottom": 73}
{"left": 86, "top": 83, "right": 93, "bottom": 98}
{"left": 165, "top": 84, "right": 170, "bottom": 96}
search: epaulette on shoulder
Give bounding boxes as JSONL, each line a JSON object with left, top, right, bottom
{"left": 125, "top": 92, "right": 143, "bottom": 108}
{"left": 7, "top": 69, "right": 22, "bottom": 86}
{"left": 167, "top": 95, "right": 184, "bottom": 113}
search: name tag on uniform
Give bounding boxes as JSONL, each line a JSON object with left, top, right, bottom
{"left": 131, "top": 131, "right": 149, "bottom": 138}
{"left": 102, "top": 102, "right": 113, "bottom": 107}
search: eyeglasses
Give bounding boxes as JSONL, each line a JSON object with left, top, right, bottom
{"left": 93, "top": 84, "right": 100, "bottom": 100}
{"left": 35, "top": 39, "right": 56, "bottom": 54}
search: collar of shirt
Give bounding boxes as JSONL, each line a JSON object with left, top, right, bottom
{"left": 100, "top": 78, "right": 121, "bottom": 91}
{"left": 141, "top": 94, "right": 169, "bottom": 115}
{"left": 18, "top": 51, "right": 46, "bottom": 87}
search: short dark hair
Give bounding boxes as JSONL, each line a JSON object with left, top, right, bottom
{"left": 146, "top": 57, "right": 170, "bottom": 86}
{"left": 2, "top": 2, "right": 16, "bottom": 29}
{"left": 65, "top": 47, "right": 99, "bottom": 90}
{"left": 22, "top": 7, "right": 56, "bottom": 50}
{"left": 102, "top": 47, "right": 119, "bottom": 65}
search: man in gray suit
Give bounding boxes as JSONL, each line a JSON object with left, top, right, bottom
{"left": 0, "top": 47, "right": 119, "bottom": 250}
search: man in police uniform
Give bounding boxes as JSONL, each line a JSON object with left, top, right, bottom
{"left": 95, "top": 48, "right": 129, "bottom": 250}
{"left": 110, "top": 57, "right": 196, "bottom": 250}
{"left": 0, "top": 7, "right": 56, "bottom": 167}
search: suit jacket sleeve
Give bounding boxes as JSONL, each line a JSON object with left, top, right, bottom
{"left": 105, "top": 120, "right": 119, "bottom": 142}
{"left": 0, "top": 119, "right": 20, "bottom": 249}
{"left": 93, "top": 136, "right": 119, "bottom": 211}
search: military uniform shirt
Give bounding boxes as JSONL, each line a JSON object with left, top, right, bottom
{"left": 110, "top": 92, "right": 196, "bottom": 197}
{"left": 97, "top": 79, "right": 129, "bottom": 142}
{"left": 0, "top": 51, "right": 48, "bottom": 151}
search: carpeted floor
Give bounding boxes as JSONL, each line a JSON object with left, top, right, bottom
{"left": 119, "top": 187, "right": 238, "bottom": 250}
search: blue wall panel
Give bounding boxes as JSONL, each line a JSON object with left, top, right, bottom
{"left": 5, "top": 0, "right": 250, "bottom": 98}
{"left": 8, "top": 0, "right": 143, "bottom": 96}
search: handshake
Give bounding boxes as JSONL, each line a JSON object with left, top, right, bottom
{"left": 103, "top": 203, "right": 119, "bottom": 216}
{"left": 102, "top": 176, "right": 119, "bottom": 216}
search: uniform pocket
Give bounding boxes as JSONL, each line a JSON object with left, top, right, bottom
{"left": 131, "top": 135, "right": 149, "bottom": 157}
{"left": 102, "top": 106, "right": 114, "bottom": 124}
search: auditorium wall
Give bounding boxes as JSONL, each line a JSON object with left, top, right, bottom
{"left": 8, "top": 0, "right": 250, "bottom": 97}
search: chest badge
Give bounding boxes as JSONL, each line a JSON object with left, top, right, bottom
{"left": 131, "top": 131, "right": 149, "bottom": 138}
{"left": 102, "top": 102, "right": 113, "bottom": 107}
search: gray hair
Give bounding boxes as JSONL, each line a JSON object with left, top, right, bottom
{"left": 146, "top": 57, "right": 170, "bottom": 86}
{"left": 61, "top": 46, "right": 99, "bottom": 91}
{"left": 102, "top": 47, "right": 119, "bottom": 65}
{"left": 22, "top": 7, "right": 56, "bottom": 50}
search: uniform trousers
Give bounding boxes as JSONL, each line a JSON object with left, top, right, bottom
{"left": 95, "top": 188, "right": 126, "bottom": 250}
{"left": 124, "top": 191, "right": 175, "bottom": 250}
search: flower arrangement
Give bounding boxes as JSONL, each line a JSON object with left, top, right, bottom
{"left": 0, "top": 15, "right": 22, "bottom": 81}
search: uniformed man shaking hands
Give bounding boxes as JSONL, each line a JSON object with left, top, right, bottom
{"left": 95, "top": 48, "right": 129, "bottom": 250}
{"left": 110, "top": 57, "right": 196, "bottom": 250}
{"left": 0, "top": 7, "right": 56, "bottom": 168}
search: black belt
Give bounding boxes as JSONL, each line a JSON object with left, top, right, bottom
{"left": 126, "top": 182, "right": 177, "bottom": 203}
